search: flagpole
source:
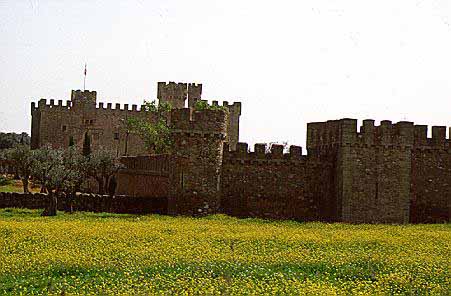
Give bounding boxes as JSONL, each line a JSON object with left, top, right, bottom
{"left": 83, "top": 63, "right": 87, "bottom": 91}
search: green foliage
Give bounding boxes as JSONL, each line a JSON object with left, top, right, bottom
{"left": 0, "top": 175, "right": 10, "bottom": 186}
{"left": 0, "top": 132, "right": 30, "bottom": 150}
{"left": 1, "top": 145, "right": 33, "bottom": 193}
{"left": 126, "top": 100, "right": 173, "bottom": 155}
{"left": 194, "top": 100, "right": 227, "bottom": 111}
{"left": 82, "top": 132, "right": 91, "bottom": 157}
{"left": 86, "top": 149, "right": 123, "bottom": 195}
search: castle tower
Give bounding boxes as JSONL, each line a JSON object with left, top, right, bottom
{"left": 307, "top": 119, "right": 413, "bottom": 223}
{"left": 70, "top": 90, "right": 97, "bottom": 111}
{"left": 157, "top": 82, "right": 188, "bottom": 108}
{"left": 168, "top": 108, "right": 228, "bottom": 215}
{"left": 187, "top": 83, "right": 202, "bottom": 108}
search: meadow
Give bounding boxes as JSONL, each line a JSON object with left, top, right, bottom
{"left": 0, "top": 209, "right": 449, "bottom": 295}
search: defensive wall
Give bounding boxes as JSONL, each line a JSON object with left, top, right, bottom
{"left": 31, "top": 82, "right": 242, "bottom": 154}
{"left": 307, "top": 119, "right": 451, "bottom": 223}
{"left": 31, "top": 90, "right": 150, "bottom": 156}
{"left": 113, "top": 118, "right": 450, "bottom": 224}
{"left": 27, "top": 83, "right": 450, "bottom": 224}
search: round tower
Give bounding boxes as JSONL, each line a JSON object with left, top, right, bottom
{"left": 168, "top": 108, "right": 228, "bottom": 215}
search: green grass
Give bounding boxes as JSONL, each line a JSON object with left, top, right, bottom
{"left": 0, "top": 208, "right": 450, "bottom": 295}
{"left": 0, "top": 178, "right": 40, "bottom": 193}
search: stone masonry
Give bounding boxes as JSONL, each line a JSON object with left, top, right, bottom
{"left": 30, "top": 83, "right": 450, "bottom": 223}
{"left": 31, "top": 82, "right": 241, "bottom": 153}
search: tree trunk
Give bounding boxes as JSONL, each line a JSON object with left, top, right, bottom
{"left": 97, "top": 178, "right": 104, "bottom": 195}
{"left": 41, "top": 192, "right": 58, "bottom": 216}
{"left": 22, "top": 178, "right": 29, "bottom": 193}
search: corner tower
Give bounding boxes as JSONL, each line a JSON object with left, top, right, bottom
{"left": 168, "top": 108, "right": 228, "bottom": 216}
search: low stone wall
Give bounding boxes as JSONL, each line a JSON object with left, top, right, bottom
{"left": 0, "top": 192, "right": 167, "bottom": 214}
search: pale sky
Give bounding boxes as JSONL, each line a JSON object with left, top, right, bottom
{"left": 1, "top": 0, "right": 450, "bottom": 149}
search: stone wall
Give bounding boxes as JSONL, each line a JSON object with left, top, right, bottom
{"left": 307, "top": 118, "right": 451, "bottom": 224}
{"left": 221, "top": 143, "right": 335, "bottom": 221}
{"left": 0, "top": 192, "right": 167, "bottom": 214}
{"left": 168, "top": 108, "right": 228, "bottom": 216}
{"left": 116, "top": 155, "right": 170, "bottom": 198}
{"left": 410, "top": 125, "right": 451, "bottom": 223}
{"left": 31, "top": 83, "right": 242, "bottom": 154}
{"left": 31, "top": 91, "right": 150, "bottom": 156}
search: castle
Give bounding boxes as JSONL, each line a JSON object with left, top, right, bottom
{"left": 31, "top": 82, "right": 450, "bottom": 224}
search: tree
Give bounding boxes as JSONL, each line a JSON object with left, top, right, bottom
{"left": 0, "top": 132, "right": 31, "bottom": 150}
{"left": 126, "top": 100, "right": 173, "bottom": 155}
{"left": 69, "top": 136, "right": 75, "bottom": 147}
{"left": 60, "top": 147, "right": 87, "bottom": 213}
{"left": 82, "top": 132, "right": 91, "bottom": 157}
{"left": 2, "top": 145, "right": 33, "bottom": 193}
{"left": 87, "top": 149, "right": 123, "bottom": 195}
{"left": 30, "top": 146, "right": 61, "bottom": 195}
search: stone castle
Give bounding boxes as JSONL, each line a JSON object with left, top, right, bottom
{"left": 31, "top": 82, "right": 450, "bottom": 224}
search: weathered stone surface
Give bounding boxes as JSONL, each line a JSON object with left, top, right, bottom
{"left": 29, "top": 82, "right": 450, "bottom": 224}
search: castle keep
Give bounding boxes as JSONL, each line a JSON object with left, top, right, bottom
{"left": 31, "top": 82, "right": 450, "bottom": 223}
{"left": 31, "top": 82, "right": 241, "bottom": 153}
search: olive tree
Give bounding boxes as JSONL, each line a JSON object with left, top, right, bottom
{"left": 2, "top": 145, "right": 33, "bottom": 193}
{"left": 87, "top": 149, "right": 123, "bottom": 195}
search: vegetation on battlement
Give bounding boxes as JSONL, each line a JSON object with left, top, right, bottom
{"left": 193, "top": 100, "right": 227, "bottom": 111}
{"left": 125, "top": 100, "right": 173, "bottom": 155}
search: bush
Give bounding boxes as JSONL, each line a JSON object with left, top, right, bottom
{"left": 0, "top": 175, "right": 11, "bottom": 186}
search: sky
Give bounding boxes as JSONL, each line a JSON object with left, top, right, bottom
{"left": 1, "top": 0, "right": 450, "bottom": 149}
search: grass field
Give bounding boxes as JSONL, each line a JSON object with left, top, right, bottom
{"left": 0, "top": 178, "right": 40, "bottom": 193}
{"left": 0, "top": 209, "right": 449, "bottom": 295}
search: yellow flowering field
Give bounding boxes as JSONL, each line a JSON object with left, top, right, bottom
{"left": 0, "top": 209, "right": 449, "bottom": 295}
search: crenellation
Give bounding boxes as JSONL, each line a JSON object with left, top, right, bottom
{"left": 361, "top": 119, "right": 375, "bottom": 144}
{"left": 187, "top": 83, "right": 202, "bottom": 107}
{"left": 432, "top": 126, "right": 446, "bottom": 146}
{"left": 158, "top": 81, "right": 188, "bottom": 108}
{"left": 254, "top": 143, "right": 266, "bottom": 157}
{"left": 270, "top": 144, "right": 284, "bottom": 158}
{"left": 340, "top": 118, "right": 358, "bottom": 144}
{"left": 289, "top": 145, "right": 302, "bottom": 159}
{"left": 394, "top": 121, "right": 414, "bottom": 146}
{"left": 30, "top": 82, "right": 449, "bottom": 223}
{"left": 236, "top": 142, "right": 248, "bottom": 156}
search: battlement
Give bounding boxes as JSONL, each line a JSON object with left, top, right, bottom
{"left": 32, "top": 98, "right": 148, "bottom": 113}
{"left": 96, "top": 102, "right": 145, "bottom": 112}
{"left": 32, "top": 99, "right": 73, "bottom": 112}
{"left": 187, "top": 83, "right": 203, "bottom": 107}
{"left": 170, "top": 108, "right": 228, "bottom": 135}
{"left": 223, "top": 142, "right": 305, "bottom": 162}
{"left": 198, "top": 99, "right": 242, "bottom": 115}
{"left": 307, "top": 118, "right": 450, "bottom": 150}
{"left": 71, "top": 90, "right": 97, "bottom": 102}
{"left": 158, "top": 82, "right": 188, "bottom": 108}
